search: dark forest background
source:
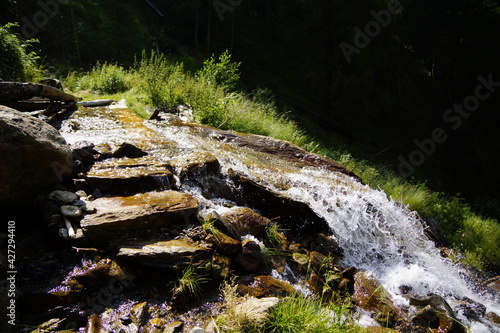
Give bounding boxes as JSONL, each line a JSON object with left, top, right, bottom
{"left": 2, "top": 0, "right": 500, "bottom": 215}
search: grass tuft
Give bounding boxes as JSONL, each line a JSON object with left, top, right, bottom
{"left": 263, "top": 294, "right": 366, "bottom": 333}
{"left": 171, "top": 264, "right": 210, "bottom": 299}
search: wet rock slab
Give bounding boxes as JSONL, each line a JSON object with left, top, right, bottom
{"left": 80, "top": 191, "right": 198, "bottom": 243}
{"left": 86, "top": 157, "right": 175, "bottom": 194}
{"left": 117, "top": 238, "right": 211, "bottom": 268}
{"left": 217, "top": 207, "right": 270, "bottom": 239}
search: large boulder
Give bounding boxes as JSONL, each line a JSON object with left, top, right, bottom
{"left": 0, "top": 106, "right": 72, "bottom": 211}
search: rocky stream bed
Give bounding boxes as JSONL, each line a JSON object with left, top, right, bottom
{"left": 1, "top": 101, "right": 499, "bottom": 332}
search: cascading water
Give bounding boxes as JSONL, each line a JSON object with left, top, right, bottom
{"left": 143, "top": 119, "right": 500, "bottom": 332}
{"left": 61, "top": 104, "right": 499, "bottom": 332}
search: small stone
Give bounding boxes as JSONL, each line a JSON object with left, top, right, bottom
{"left": 76, "top": 190, "right": 87, "bottom": 198}
{"left": 92, "top": 188, "right": 102, "bottom": 198}
{"left": 218, "top": 207, "right": 270, "bottom": 239}
{"left": 49, "top": 214, "right": 63, "bottom": 224}
{"left": 48, "top": 190, "right": 78, "bottom": 204}
{"left": 59, "top": 228, "right": 69, "bottom": 239}
{"left": 189, "top": 327, "right": 204, "bottom": 333}
{"left": 61, "top": 205, "right": 82, "bottom": 218}
{"left": 131, "top": 301, "right": 149, "bottom": 326}
{"left": 72, "top": 228, "right": 85, "bottom": 241}
{"left": 149, "top": 318, "right": 164, "bottom": 328}
{"left": 94, "top": 143, "right": 112, "bottom": 157}
{"left": 72, "top": 178, "right": 88, "bottom": 191}
{"left": 162, "top": 320, "right": 183, "bottom": 333}
{"left": 236, "top": 240, "right": 263, "bottom": 273}
{"left": 73, "top": 199, "right": 87, "bottom": 207}
{"left": 112, "top": 142, "right": 147, "bottom": 158}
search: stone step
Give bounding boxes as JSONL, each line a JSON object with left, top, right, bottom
{"left": 86, "top": 157, "right": 175, "bottom": 195}
{"left": 80, "top": 191, "right": 198, "bottom": 244}
{"left": 117, "top": 238, "right": 211, "bottom": 269}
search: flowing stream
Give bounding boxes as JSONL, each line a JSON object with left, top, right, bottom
{"left": 61, "top": 104, "right": 500, "bottom": 332}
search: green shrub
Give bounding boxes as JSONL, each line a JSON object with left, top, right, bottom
{"left": 0, "top": 22, "right": 43, "bottom": 81}
{"left": 196, "top": 50, "right": 241, "bottom": 91}
{"left": 78, "top": 62, "right": 131, "bottom": 94}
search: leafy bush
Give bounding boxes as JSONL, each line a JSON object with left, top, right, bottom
{"left": 77, "top": 62, "right": 131, "bottom": 94}
{"left": 196, "top": 50, "right": 241, "bottom": 91}
{"left": 0, "top": 22, "right": 43, "bottom": 81}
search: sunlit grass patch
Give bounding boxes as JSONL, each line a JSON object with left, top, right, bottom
{"left": 263, "top": 294, "right": 366, "bottom": 333}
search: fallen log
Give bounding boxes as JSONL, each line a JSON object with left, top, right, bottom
{"left": 78, "top": 99, "right": 116, "bottom": 107}
{"left": 0, "top": 81, "right": 77, "bottom": 103}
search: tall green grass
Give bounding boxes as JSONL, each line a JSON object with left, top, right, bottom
{"left": 263, "top": 295, "right": 366, "bottom": 333}
{"left": 65, "top": 62, "right": 131, "bottom": 94}
{"left": 132, "top": 51, "right": 313, "bottom": 148}
{"left": 64, "top": 50, "right": 500, "bottom": 272}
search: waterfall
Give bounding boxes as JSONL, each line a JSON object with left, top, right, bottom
{"left": 144, "top": 120, "right": 499, "bottom": 332}
{"left": 61, "top": 105, "right": 499, "bottom": 332}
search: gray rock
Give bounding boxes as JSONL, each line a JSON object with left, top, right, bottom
{"left": 0, "top": 106, "right": 72, "bottom": 210}
{"left": 75, "top": 190, "right": 87, "bottom": 198}
{"left": 233, "top": 297, "right": 279, "bottom": 322}
{"left": 189, "top": 327, "right": 204, "bottom": 333}
{"left": 49, "top": 190, "right": 78, "bottom": 204}
{"left": 0, "top": 252, "right": 6, "bottom": 272}
{"left": 60, "top": 205, "right": 82, "bottom": 218}
{"left": 72, "top": 199, "right": 86, "bottom": 207}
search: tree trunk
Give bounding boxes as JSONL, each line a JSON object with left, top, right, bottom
{"left": 0, "top": 82, "right": 77, "bottom": 103}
